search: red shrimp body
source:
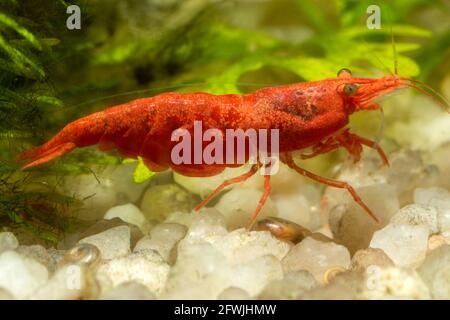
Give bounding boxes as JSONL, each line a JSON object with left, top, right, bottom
{"left": 16, "top": 75, "right": 365, "bottom": 172}
{"left": 17, "top": 70, "right": 421, "bottom": 226}
{"left": 16, "top": 86, "right": 347, "bottom": 174}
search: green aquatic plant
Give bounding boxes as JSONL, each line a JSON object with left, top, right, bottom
{"left": 0, "top": 5, "right": 83, "bottom": 243}
{"left": 123, "top": 157, "right": 156, "bottom": 184}
{"left": 0, "top": 163, "right": 83, "bottom": 244}
{"left": 82, "top": 1, "right": 432, "bottom": 96}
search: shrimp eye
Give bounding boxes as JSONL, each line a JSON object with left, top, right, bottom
{"left": 337, "top": 68, "right": 352, "bottom": 78}
{"left": 343, "top": 83, "right": 358, "bottom": 96}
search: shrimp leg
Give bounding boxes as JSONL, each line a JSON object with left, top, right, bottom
{"left": 301, "top": 129, "right": 389, "bottom": 166}
{"left": 247, "top": 173, "right": 271, "bottom": 230}
{"left": 282, "top": 152, "right": 379, "bottom": 222}
{"left": 337, "top": 132, "right": 389, "bottom": 166}
{"left": 195, "top": 164, "right": 272, "bottom": 230}
{"left": 194, "top": 164, "right": 260, "bottom": 211}
{"left": 300, "top": 136, "right": 340, "bottom": 160}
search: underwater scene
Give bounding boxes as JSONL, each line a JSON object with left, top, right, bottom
{"left": 0, "top": 0, "right": 449, "bottom": 302}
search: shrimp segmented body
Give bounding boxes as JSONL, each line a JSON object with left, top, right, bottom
{"left": 17, "top": 69, "right": 443, "bottom": 228}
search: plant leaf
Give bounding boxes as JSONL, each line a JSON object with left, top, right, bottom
{"left": 0, "top": 13, "right": 42, "bottom": 50}
{"left": 132, "top": 157, "right": 155, "bottom": 184}
{"left": 0, "top": 34, "right": 45, "bottom": 79}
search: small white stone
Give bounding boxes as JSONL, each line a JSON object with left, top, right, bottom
{"left": 164, "top": 239, "right": 284, "bottom": 299}
{"left": 104, "top": 203, "right": 150, "bottom": 233}
{"left": 164, "top": 221, "right": 290, "bottom": 299}
{"left": 61, "top": 164, "right": 148, "bottom": 220}
{"left": 362, "top": 267, "right": 431, "bottom": 299}
{"left": 162, "top": 242, "right": 231, "bottom": 299}
{"left": 0, "top": 232, "right": 19, "bottom": 254}
{"left": 140, "top": 183, "right": 198, "bottom": 222}
{"left": 328, "top": 183, "right": 400, "bottom": 254}
{"left": 369, "top": 223, "right": 429, "bottom": 268}
{"left": 180, "top": 208, "right": 228, "bottom": 246}
{"left": 386, "top": 150, "right": 426, "bottom": 198}
{"left": 0, "top": 250, "right": 48, "bottom": 298}
{"left": 391, "top": 94, "right": 450, "bottom": 151}
{"left": 350, "top": 248, "right": 394, "bottom": 272}
{"left": 212, "top": 229, "right": 291, "bottom": 265}
{"left": 164, "top": 210, "right": 195, "bottom": 227}
{"left": 259, "top": 270, "right": 318, "bottom": 299}
{"left": 61, "top": 174, "right": 117, "bottom": 221}
{"left": 31, "top": 264, "right": 93, "bottom": 300}
{"left": 229, "top": 255, "right": 283, "bottom": 296}
{"left": 282, "top": 237, "right": 351, "bottom": 283}
{"left": 215, "top": 187, "right": 277, "bottom": 230}
{"left": 134, "top": 223, "right": 187, "bottom": 263}
{"left": 414, "top": 187, "right": 450, "bottom": 232}
{"left": 16, "top": 245, "right": 55, "bottom": 273}
{"left": 390, "top": 204, "right": 439, "bottom": 234}
{"left": 418, "top": 245, "right": 450, "bottom": 299}
{"left": 271, "top": 185, "right": 322, "bottom": 230}
{"left": 107, "top": 164, "right": 150, "bottom": 203}
{"left": 96, "top": 250, "right": 169, "bottom": 296}
{"left": 100, "top": 281, "right": 156, "bottom": 300}
{"left": 79, "top": 226, "right": 131, "bottom": 260}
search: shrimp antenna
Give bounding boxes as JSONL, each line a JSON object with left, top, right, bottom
{"left": 399, "top": 77, "right": 450, "bottom": 113}
{"left": 390, "top": 23, "right": 398, "bottom": 75}
{"left": 383, "top": 6, "right": 397, "bottom": 76}
{"left": 63, "top": 81, "right": 276, "bottom": 111}
{"left": 385, "top": 8, "right": 449, "bottom": 113}
{"left": 361, "top": 37, "right": 393, "bottom": 76}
